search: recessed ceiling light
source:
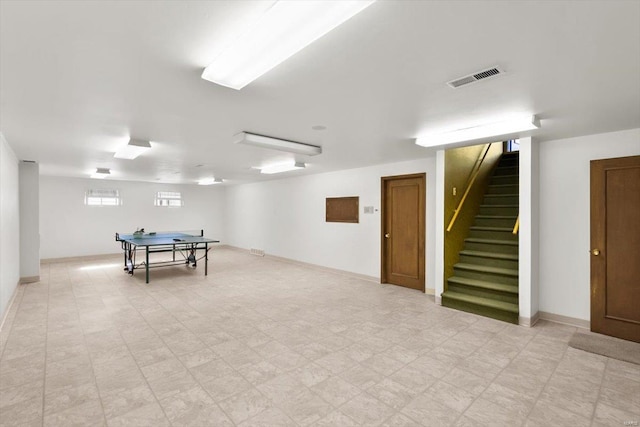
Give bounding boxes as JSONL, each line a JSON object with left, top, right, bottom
{"left": 415, "top": 114, "right": 539, "bottom": 148}
{"left": 312, "top": 125, "right": 327, "bottom": 131}
{"left": 259, "top": 161, "right": 306, "bottom": 174}
{"left": 90, "top": 168, "right": 110, "bottom": 179}
{"left": 201, "top": 1, "right": 375, "bottom": 90}
{"left": 234, "top": 132, "right": 322, "bottom": 156}
{"left": 198, "top": 178, "right": 224, "bottom": 185}
{"left": 114, "top": 139, "right": 151, "bottom": 159}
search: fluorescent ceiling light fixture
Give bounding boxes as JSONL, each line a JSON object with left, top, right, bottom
{"left": 201, "top": 0, "right": 375, "bottom": 90}
{"left": 234, "top": 132, "right": 322, "bottom": 156}
{"left": 90, "top": 168, "right": 111, "bottom": 179}
{"left": 198, "top": 178, "right": 224, "bottom": 185}
{"left": 114, "top": 139, "right": 152, "bottom": 159}
{"left": 415, "top": 115, "right": 539, "bottom": 148}
{"left": 260, "top": 161, "right": 306, "bottom": 174}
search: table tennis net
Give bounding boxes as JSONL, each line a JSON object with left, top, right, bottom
{"left": 116, "top": 230, "right": 204, "bottom": 240}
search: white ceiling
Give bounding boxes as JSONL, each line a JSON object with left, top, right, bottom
{"left": 1, "top": 0, "right": 639, "bottom": 185}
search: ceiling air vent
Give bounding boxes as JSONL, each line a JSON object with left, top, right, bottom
{"left": 447, "top": 66, "right": 505, "bottom": 88}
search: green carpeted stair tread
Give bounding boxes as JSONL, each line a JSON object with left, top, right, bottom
{"left": 487, "top": 184, "right": 519, "bottom": 194}
{"left": 447, "top": 276, "right": 519, "bottom": 294}
{"left": 465, "top": 237, "right": 519, "bottom": 246}
{"left": 491, "top": 174, "right": 519, "bottom": 179}
{"left": 483, "top": 197, "right": 519, "bottom": 208}
{"left": 441, "top": 291, "right": 519, "bottom": 313}
{"left": 474, "top": 215, "right": 519, "bottom": 228}
{"left": 479, "top": 204, "right": 519, "bottom": 208}
{"left": 494, "top": 166, "right": 519, "bottom": 172}
{"left": 470, "top": 226, "right": 515, "bottom": 232}
{"left": 454, "top": 263, "right": 519, "bottom": 277}
{"left": 488, "top": 184, "right": 518, "bottom": 188}
{"left": 459, "top": 250, "right": 518, "bottom": 261}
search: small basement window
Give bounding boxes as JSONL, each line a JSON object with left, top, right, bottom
{"left": 505, "top": 139, "right": 520, "bottom": 152}
{"left": 155, "top": 191, "right": 183, "bottom": 207}
{"left": 85, "top": 189, "right": 121, "bottom": 206}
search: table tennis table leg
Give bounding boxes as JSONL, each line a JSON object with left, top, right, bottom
{"left": 205, "top": 243, "right": 208, "bottom": 276}
{"left": 146, "top": 246, "right": 150, "bottom": 284}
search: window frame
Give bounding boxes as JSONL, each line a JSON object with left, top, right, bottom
{"left": 84, "top": 189, "right": 122, "bottom": 207}
{"left": 154, "top": 191, "right": 184, "bottom": 207}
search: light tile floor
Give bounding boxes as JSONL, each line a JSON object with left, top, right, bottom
{"left": 0, "top": 248, "right": 638, "bottom": 426}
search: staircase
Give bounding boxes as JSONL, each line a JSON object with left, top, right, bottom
{"left": 442, "top": 152, "right": 519, "bottom": 324}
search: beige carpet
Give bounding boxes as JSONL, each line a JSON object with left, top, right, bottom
{"left": 569, "top": 331, "right": 640, "bottom": 365}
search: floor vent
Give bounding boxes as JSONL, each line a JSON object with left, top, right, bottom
{"left": 250, "top": 248, "right": 265, "bottom": 257}
{"left": 447, "top": 66, "right": 504, "bottom": 88}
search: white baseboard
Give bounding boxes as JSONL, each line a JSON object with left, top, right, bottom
{"left": 0, "top": 280, "right": 21, "bottom": 333}
{"left": 435, "top": 295, "right": 442, "bottom": 305}
{"left": 20, "top": 276, "right": 39, "bottom": 284}
{"left": 538, "top": 311, "right": 590, "bottom": 329}
{"left": 519, "top": 312, "right": 540, "bottom": 327}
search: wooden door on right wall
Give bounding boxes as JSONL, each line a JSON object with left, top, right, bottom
{"left": 590, "top": 155, "right": 640, "bottom": 343}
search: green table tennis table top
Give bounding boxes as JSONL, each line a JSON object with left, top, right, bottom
{"left": 116, "top": 232, "right": 219, "bottom": 246}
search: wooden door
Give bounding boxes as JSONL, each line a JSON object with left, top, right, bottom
{"left": 381, "top": 173, "right": 425, "bottom": 292}
{"left": 591, "top": 155, "right": 640, "bottom": 342}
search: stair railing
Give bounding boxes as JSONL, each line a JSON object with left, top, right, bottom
{"left": 512, "top": 215, "right": 520, "bottom": 234}
{"left": 446, "top": 143, "right": 493, "bottom": 232}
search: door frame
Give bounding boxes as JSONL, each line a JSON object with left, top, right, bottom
{"left": 380, "top": 173, "right": 426, "bottom": 292}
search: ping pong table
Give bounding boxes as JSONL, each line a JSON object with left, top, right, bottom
{"left": 115, "top": 230, "right": 219, "bottom": 283}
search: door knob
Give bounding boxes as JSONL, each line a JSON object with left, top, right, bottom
{"left": 591, "top": 249, "right": 600, "bottom": 256}
{"left": 385, "top": 233, "right": 390, "bottom": 238}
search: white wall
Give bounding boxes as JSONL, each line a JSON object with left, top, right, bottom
{"left": 518, "top": 137, "right": 540, "bottom": 325}
{"left": 539, "top": 128, "right": 640, "bottom": 321}
{"left": 0, "top": 133, "right": 20, "bottom": 321}
{"left": 39, "top": 176, "right": 226, "bottom": 259}
{"left": 225, "top": 157, "right": 438, "bottom": 290}
{"left": 19, "top": 162, "right": 40, "bottom": 280}
{"left": 434, "top": 150, "right": 445, "bottom": 303}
